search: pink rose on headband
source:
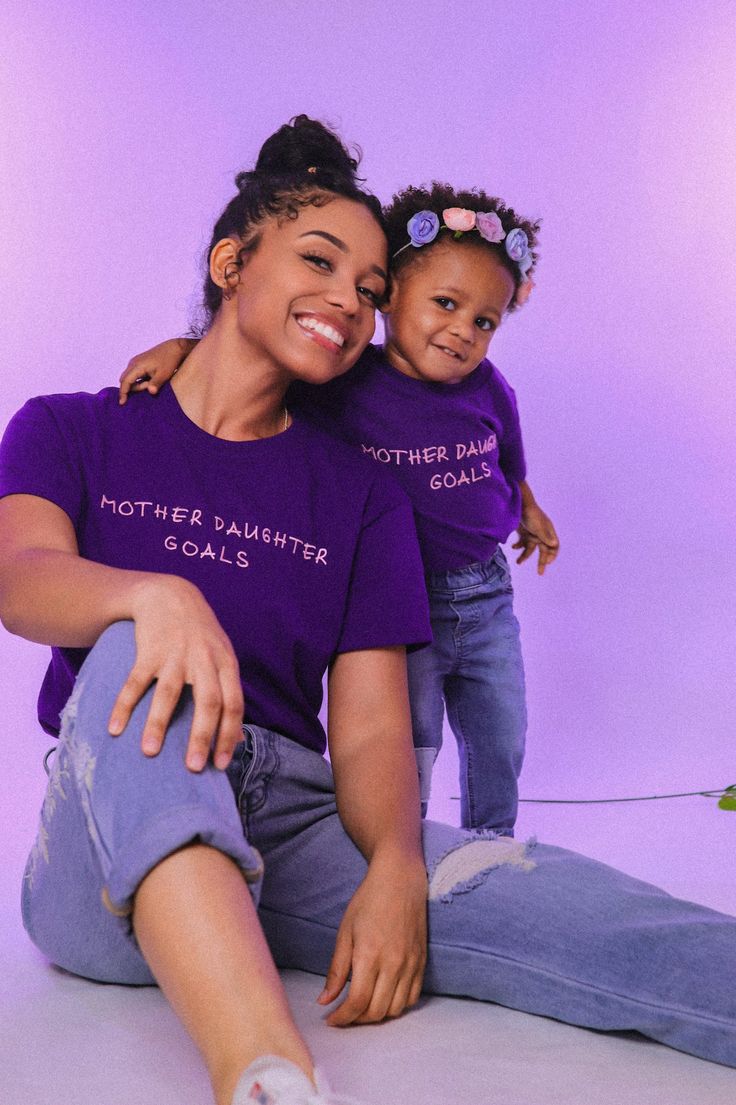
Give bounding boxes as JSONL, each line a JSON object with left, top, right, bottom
{"left": 505, "top": 227, "right": 530, "bottom": 263}
{"left": 443, "top": 208, "right": 477, "bottom": 232}
{"left": 407, "top": 210, "right": 441, "bottom": 247}
{"left": 476, "top": 211, "right": 506, "bottom": 243}
{"left": 515, "top": 276, "right": 535, "bottom": 307}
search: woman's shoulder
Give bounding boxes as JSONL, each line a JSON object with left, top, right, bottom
{"left": 12, "top": 386, "right": 124, "bottom": 423}
{"left": 295, "top": 412, "right": 412, "bottom": 510}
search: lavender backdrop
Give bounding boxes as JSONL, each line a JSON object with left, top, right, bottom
{"left": 1, "top": 2, "right": 734, "bottom": 896}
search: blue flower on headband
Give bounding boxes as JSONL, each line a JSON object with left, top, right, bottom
{"left": 407, "top": 210, "right": 440, "bottom": 247}
{"left": 518, "top": 252, "right": 533, "bottom": 276}
{"left": 505, "top": 227, "right": 530, "bottom": 264}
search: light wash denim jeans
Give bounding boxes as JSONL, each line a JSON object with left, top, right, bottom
{"left": 407, "top": 547, "right": 526, "bottom": 833}
{"left": 21, "top": 622, "right": 736, "bottom": 1068}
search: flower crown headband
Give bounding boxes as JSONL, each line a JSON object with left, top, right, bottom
{"left": 394, "top": 208, "right": 536, "bottom": 306}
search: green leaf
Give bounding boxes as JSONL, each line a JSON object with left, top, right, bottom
{"left": 718, "top": 786, "right": 736, "bottom": 811}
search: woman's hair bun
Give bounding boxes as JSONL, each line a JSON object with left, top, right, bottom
{"left": 252, "top": 114, "right": 360, "bottom": 183}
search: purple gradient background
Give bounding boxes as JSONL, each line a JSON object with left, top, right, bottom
{"left": 1, "top": 3, "right": 734, "bottom": 897}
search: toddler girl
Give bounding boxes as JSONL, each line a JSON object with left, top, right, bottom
{"left": 121, "top": 182, "right": 559, "bottom": 835}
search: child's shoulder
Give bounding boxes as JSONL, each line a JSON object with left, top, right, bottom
{"left": 479, "top": 359, "right": 520, "bottom": 407}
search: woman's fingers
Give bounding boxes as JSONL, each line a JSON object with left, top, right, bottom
{"left": 184, "top": 646, "right": 244, "bottom": 771}
{"left": 326, "top": 957, "right": 380, "bottom": 1026}
{"left": 329, "top": 953, "right": 421, "bottom": 1025}
{"left": 385, "top": 966, "right": 423, "bottom": 1020}
{"left": 319, "top": 929, "right": 353, "bottom": 1009}
{"left": 108, "top": 641, "right": 244, "bottom": 772}
{"left": 213, "top": 661, "right": 245, "bottom": 770}
{"left": 108, "top": 662, "right": 154, "bottom": 736}
{"left": 141, "top": 672, "right": 188, "bottom": 755}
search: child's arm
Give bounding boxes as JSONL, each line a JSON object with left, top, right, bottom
{"left": 511, "top": 480, "right": 560, "bottom": 575}
{"left": 118, "top": 338, "right": 197, "bottom": 404}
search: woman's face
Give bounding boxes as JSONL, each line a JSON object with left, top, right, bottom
{"left": 227, "top": 195, "right": 388, "bottom": 384}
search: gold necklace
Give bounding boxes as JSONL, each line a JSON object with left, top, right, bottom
{"left": 282, "top": 405, "right": 289, "bottom": 431}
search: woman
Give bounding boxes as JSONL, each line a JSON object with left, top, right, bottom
{"left": 0, "top": 117, "right": 735, "bottom": 1105}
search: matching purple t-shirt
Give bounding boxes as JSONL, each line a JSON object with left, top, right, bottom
{"left": 292, "top": 346, "right": 526, "bottom": 573}
{"left": 0, "top": 385, "right": 430, "bottom": 750}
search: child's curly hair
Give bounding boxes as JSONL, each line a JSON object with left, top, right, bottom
{"left": 383, "top": 183, "right": 540, "bottom": 312}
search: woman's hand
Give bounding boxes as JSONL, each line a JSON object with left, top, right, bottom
{"left": 323, "top": 647, "right": 428, "bottom": 1025}
{"left": 118, "top": 337, "right": 196, "bottom": 405}
{"left": 318, "top": 852, "right": 427, "bottom": 1025}
{"left": 0, "top": 495, "right": 244, "bottom": 771}
{"left": 109, "top": 574, "right": 244, "bottom": 771}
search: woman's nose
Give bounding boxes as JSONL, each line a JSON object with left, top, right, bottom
{"left": 325, "top": 279, "right": 359, "bottom": 315}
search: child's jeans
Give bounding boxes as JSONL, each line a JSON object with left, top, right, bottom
{"left": 407, "top": 547, "right": 526, "bottom": 832}
{"left": 21, "top": 622, "right": 736, "bottom": 1068}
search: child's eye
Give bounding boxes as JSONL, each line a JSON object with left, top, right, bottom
{"left": 434, "top": 296, "right": 456, "bottom": 311}
{"left": 303, "top": 253, "right": 333, "bottom": 272}
{"left": 476, "top": 317, "right": 495, "bottom": 332}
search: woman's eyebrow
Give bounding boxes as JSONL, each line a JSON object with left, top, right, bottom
{"left": 298, "top": 230, "right": 387, "bottom": 282}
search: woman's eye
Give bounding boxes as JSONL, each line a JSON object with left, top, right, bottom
{"left": 476, "top": 317, "right": 495, "bottom": 332}
{"left": 304, "top": 253, "right": 333, "bottom": 272}
{"left": 358, "top": 286, "right": 381, "bottom": 306}
{"left": 434, "top": 297, "right": 455, "bottom": 310}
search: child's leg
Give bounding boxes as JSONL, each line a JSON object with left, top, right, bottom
{"left": 405, "top": 635, "right": 447, "bottom": 816}
{"left": 22, "top": 621, "right": 314, "bottom": 1105}
{"left": 442, "top": 548, "right": 526, "bottom": 832}
{"left": 249, "top": 748, "right": 736, "bottom": 1069}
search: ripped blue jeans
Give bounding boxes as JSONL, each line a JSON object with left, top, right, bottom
{"left": 408, "top": 547, "right": 526, "bottom": 833}
{"left": 22, "top": 622, "right": 736, "bottom": 1068}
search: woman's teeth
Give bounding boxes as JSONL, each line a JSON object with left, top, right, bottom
{"left": 297, "top": 317, "right": 345, "bottom": 347}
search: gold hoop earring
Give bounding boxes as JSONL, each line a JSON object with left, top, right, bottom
{"left": 222, "top": 261, "right": 241, "bottom": 301}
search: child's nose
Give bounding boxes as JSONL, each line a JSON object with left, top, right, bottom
{"left": 449, "top": 317, "right": 474, "bottom": 342}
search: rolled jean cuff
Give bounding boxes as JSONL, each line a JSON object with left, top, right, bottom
{"left": 104, "top": 803, "right": 264, "bottom": 914}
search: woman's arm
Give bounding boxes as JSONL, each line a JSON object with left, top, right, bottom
{"left": 320, "top": 645, "right": 427, "bottom": 1026}
{"left": 0, "top": 494, "right": 244, "bottom": 770}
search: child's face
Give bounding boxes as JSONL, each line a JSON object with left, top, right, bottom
{"left": 383, "top": 241, "right": 516, "bottom": 385}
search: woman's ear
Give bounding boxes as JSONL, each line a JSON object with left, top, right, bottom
{"left": 210, "top": 238, "right": 244, "bottom": 298}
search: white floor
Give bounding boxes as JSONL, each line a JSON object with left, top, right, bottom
{"left": 2, "top": 738, "right": 735, "bottom": 1104}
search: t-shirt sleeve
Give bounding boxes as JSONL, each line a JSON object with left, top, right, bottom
{"left": 0, "top": 396, "right": 83, "bottom": 523}
{"left": 335, "top": 473, "right": 431, "bottom": 654}
{"left": 496, "top": 379, "right": 527, "bottom": 484}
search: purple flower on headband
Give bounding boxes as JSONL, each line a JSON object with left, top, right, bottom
{"left": 505, "top": 227, "right": 530, "bottom": 264}
{"left": 407, "top": 210, "right": 440, "bottom": 247}
{"left": 517, "top": 251, "right": 534, "bottom": 276}
{"left": 476, "top": 211, "right": 506, "bottom": 244}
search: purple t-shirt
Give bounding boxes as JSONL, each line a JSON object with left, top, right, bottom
{"left": 291, "top": 346, "right": 527, "bottom": 573}
{"left": 0, "top": 384, "right": 430, "bottom": 750}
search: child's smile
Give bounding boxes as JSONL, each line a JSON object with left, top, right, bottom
{"left": 383, "top": 241, "right": 516, "bottom": 385}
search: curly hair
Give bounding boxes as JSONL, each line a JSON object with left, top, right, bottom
{"left": 197, "top": 115, "right": 385, "bottom": 332}
{"left": 383, "top": 183, "right": 540, "bottom": 312}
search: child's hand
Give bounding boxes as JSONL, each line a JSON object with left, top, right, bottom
{"left": 512, "top": 503, "right": 560, "bottom": 575}
{"left": 118, "top": 337, "right": 197, "bottom": 405}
